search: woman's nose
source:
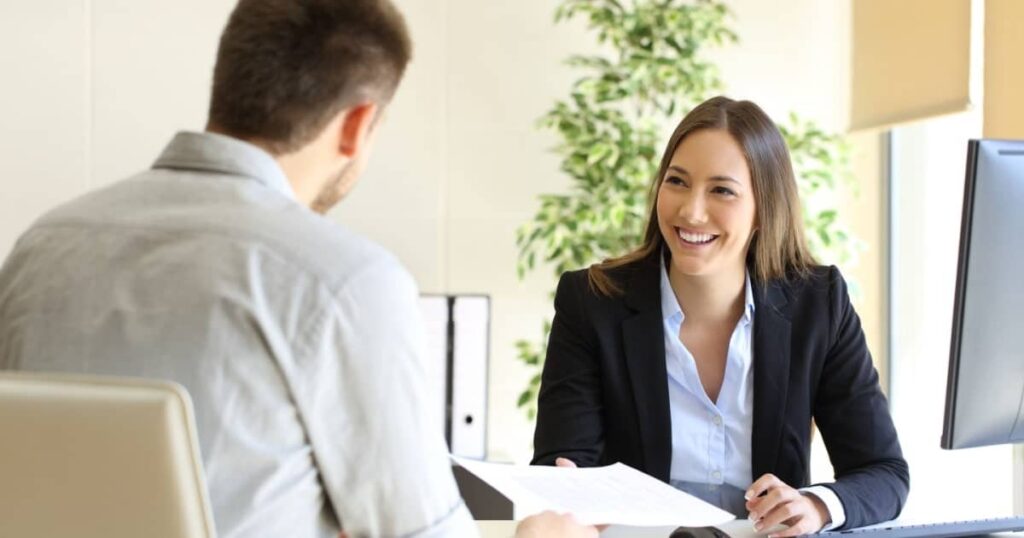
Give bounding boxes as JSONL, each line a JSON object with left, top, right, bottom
{"left": 678, "top": 191, "right": 708, "bottom": 224}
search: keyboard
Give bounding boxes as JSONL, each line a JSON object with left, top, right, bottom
{"left": 818, "top": 516, "right": 1024, "bottom": 537}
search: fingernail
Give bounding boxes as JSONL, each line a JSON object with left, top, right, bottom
{"left": 753, "top": 522, "right": 762, "bottom": 531}
{"left": 744, "top": 491, "right": 752, "bottom": 500}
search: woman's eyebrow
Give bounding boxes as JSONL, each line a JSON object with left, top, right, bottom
{"left": 668, "top": 165, "right": 740, "bottom": 185}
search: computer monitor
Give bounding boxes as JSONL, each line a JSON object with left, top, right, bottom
{"left": 942, "top": 139, "right": 1024, "bottom": 450}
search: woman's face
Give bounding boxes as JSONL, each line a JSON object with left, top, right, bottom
{"left": 656, "top": 128, "right": 758, "bottom": 280}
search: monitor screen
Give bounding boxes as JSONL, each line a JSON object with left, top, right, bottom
{"left": 942, "top": 139, "right": 1024, "bottom": 450}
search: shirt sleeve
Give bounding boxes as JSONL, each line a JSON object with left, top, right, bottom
{"left": 283, "top": 256, "right": 478, "bottom": 537}
{"left": 800, "top": 485, "right": 846, "bottom": 532}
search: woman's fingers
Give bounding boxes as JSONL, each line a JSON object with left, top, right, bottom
{"left": 755, "top": 494, "right": 802, "bottom": 532}
{"left": 745, "top": 473, "right": 785, "bottom": 517}
{"left": 744, "top": 473, "right": 827, "bottom": 537}
{"left": 745, "top": 473, "right": 782, "bottom": 502}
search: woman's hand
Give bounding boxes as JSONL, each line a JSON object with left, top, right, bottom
{"left": 745, "top": 474, "right": 829, "bottom": 537}
{"left": 515, "top": 511, "right": 599, "bottom": 538}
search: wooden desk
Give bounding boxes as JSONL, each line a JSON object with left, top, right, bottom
{"left": 476, "top": 521, "right": 515, "bottom": 538}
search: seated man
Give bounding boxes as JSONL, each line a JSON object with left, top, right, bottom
{"left": 0, "top": 0, "right": 594, "bottom": 536}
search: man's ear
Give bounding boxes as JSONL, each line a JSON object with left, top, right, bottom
{"left": 337, "top": 101, "right": 379, "bottom": 158}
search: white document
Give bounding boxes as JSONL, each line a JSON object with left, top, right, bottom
{"left": 453, "top": 457, "right": 736, "bottom": 527}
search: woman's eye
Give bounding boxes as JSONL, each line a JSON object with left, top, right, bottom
{"left": 665, "top": 176, "right": 686, "bottom": 187}
{"left": 712, "top": 186, "right": 736, "bottom": 196}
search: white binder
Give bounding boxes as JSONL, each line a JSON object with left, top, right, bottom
{"left": 417, "top": 294, "right": 489, "bottom": 459}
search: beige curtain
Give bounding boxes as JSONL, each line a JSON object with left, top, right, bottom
{"left": 984, "top": 0, "right": 1024, "bottom": 138}
{"left": 851, "top": 0, "right": 973, "bottom": 131}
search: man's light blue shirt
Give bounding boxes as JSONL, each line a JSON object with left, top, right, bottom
{"left": 0, "top": 132, "right": 476, "bottom": 538}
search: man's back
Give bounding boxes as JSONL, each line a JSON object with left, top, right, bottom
{"left": 0, "top": 132, "right": 474, "bottom": 537}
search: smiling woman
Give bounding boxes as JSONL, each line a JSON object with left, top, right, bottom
{"left": 531, "top": 96, "right": 910, "bottom": 535}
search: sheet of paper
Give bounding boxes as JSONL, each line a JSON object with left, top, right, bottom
{"left": 453, "top": 456, "right": 736, "bottom": 527}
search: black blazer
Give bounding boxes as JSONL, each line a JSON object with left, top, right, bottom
{"left": 531, "top": 256, "right": 909, "bottom": 530}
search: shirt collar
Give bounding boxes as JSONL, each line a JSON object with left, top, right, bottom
{"left": 151, "top": 131, "right": 297, "bottom": 201}
{"left": 660, "top": 261, "right": 684, "bottom": 322}
{"left": 659, "top": 258, "right": 756, "bottom": 325}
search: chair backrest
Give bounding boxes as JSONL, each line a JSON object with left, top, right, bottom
{"left": 0, "top": 372, "right": 216, "bottom": 538}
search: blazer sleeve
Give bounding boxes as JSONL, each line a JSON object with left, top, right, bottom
{"left": 813, "top": 266, "right": 910, "bottom": 529}
{"left": 531, "top": 270, "right": 605, "bottom": 467}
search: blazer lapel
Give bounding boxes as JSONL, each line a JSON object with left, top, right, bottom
{"left": 621, "top": 258, "right": 672, "bottom": 482}
{"left": 751, "top": 277, "right": 793, "bottom": 479}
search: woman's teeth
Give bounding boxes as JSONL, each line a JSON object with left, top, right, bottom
{"left": 678, "top": 229, "right": 717, "bottom": 244}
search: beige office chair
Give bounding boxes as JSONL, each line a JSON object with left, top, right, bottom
{"left": 0, "top": 372, "right": 216, "bottom": 538}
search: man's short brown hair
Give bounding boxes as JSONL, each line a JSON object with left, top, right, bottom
{"left": 208, "top": 0, "right": 411, "bottom": 155}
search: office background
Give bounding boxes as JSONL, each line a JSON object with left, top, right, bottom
{"left": 0, "top": 0, "right": 1018, "bottom": 522}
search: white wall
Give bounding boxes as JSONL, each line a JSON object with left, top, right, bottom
{"left": 1, "top": 1, "right": 879, "bottom": 467}
{"left": 1, "top": 1, "right": 91, "bottom": 251}
{"left": 344, "top": 0, "right": 594, "bottom": 463}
